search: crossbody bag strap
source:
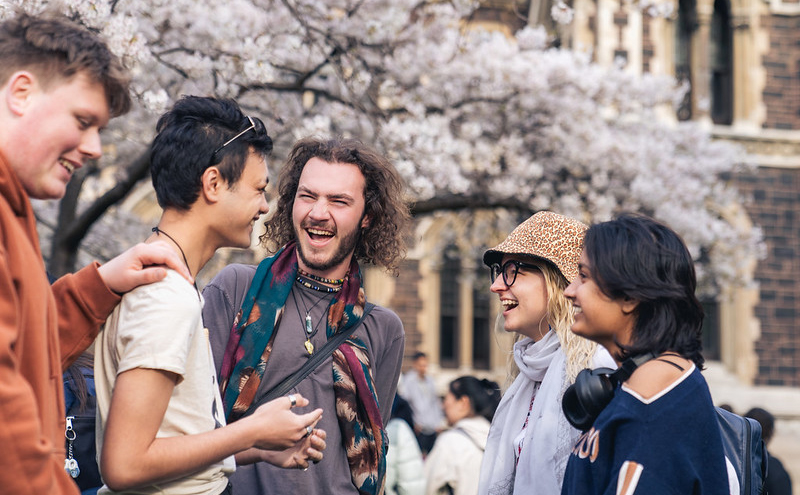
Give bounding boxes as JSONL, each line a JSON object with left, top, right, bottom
{"left": 242, "top": 302, "right": 375, "bottom": 417}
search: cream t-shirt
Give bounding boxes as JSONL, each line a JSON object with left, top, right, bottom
{"left": 95, "top": 270, "right": 235, "bottom": 495}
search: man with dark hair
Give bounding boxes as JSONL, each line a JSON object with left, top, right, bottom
{"left": 398, "top": 351, "right": 445, "bottom": 454}
{"left": 745, "top": 407, "right": 793, "bottom": 495}
{"left": 0, "top": 12, "right": 191, "bottom": 495}
{"left": 94, "top": 96, "right": 326, "bottom": 495}
{"left": 203, "top": 136, "right": 411, "bottom": 494}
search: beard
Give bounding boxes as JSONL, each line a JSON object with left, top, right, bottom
{"left": 295, "top": 221, "right": 362, "bottom": 273}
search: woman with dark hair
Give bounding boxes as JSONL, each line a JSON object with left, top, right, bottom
{"left": 560, "top": 213, "right": 731, "bottom": 494}
{"left": 425, "top": 376, "right": 501, "bottom": 495}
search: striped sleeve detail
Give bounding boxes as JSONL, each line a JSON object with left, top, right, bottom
{"left": 616, "top": 461, "right": 644, "bottom": 495}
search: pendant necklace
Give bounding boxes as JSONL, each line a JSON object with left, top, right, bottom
{"left": 292, "top": 285, "right": 331, "bottom": 355}
{"left": 152, "top": 227, "right": 200, "bottom": 301}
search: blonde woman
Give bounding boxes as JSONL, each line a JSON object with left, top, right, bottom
{"left": 477, "top": 212, "right": 615, "bottom": 495}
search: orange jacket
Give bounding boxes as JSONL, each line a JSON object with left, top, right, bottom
{"left": 0, "top": 155, "right": 119, "bottom": 495}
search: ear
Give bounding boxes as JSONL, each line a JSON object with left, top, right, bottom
{"left": 457, "top": 395, "right": 474, "bottom": 415}
{"left": 5, "top": 71, "right": 37, "bottom": 116}
{"left": 620, "top": 296, "right": 639, "bottom": 315}
{"left": 360, "top": 214, "right": 371, "bottom": 229}
{"left": 201, "top": 166, "right": 225, "bottom": 203}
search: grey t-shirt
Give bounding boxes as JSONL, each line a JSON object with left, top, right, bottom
{"left": 202, "top": 263, "right": 405, "bottom": 495}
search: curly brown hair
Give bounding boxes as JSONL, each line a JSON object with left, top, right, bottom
{"left": 261, "top": 137, "right": 410, "bottom": 275}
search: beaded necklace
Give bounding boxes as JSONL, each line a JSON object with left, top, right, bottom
{"left": 297, "top": 267, "right": 346, "bottom": 285}
{"left": 295, "top": 274, "right": 343, "bottom": 293}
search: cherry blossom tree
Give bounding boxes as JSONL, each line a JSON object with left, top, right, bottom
{"left": 9, "top": 0, "right": 762, "bottom": 293}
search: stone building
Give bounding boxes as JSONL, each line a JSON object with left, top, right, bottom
{"left": 365, "top": 0, "right": 799, "bottom": 415}
{"left": 361, "top": 0, "right": 800, "bottom": 486}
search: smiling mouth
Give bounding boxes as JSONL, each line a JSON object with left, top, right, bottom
{"left": 501, "top": 299, "right": 519, "bottom": 310}
{"left": 59, "top": 158, "right": 75, "bottom": 174}
{"left": 306, "top": 227, "right": 334, "bottom": 240}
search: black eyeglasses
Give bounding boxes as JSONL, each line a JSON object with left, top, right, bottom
{"left": 210, "top": 115, "right": 256, "bottom": 164}
{"left": 489, "top": 260, "right": 540, "bottom": 287}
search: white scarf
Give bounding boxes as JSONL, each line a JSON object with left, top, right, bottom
{"left": 477, "top": 330, "right": 576, "bottom": 495}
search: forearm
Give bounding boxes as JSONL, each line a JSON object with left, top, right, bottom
{"left": 102, "top": 417, "right": 253, "bottom": 491}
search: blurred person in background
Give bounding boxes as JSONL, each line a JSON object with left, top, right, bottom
{"left": 399, "top": 351, "right": 445, "bottom": 455}
{"left": 386, "top": 395, "right": 425, "bottom": 495}
{"left": 745, "top": 407, "right": 792, "bottom": 495}
{"left": 425, "top": 376, "right": 501, "bottom": 495}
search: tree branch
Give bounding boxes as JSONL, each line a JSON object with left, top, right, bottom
{"left": 410, "top": 194, "right": 532, "bottom": 215}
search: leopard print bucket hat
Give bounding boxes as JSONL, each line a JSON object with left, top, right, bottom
{"left": 483, "top": 211, "right": 588, "bottom": 283}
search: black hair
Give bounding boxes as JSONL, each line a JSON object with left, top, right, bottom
{"left": 150, "top": 96, "right": 272, "bottom": 210}
{"left": 582, "top": 213, "right": 705, "bottom": 367}
{"left": 391, "top": 394, "right": 415, "bottom": 431}
{"left": 411, "top": 351, "right": 427, "bottom": 361}
{"left": 449, "top": 376, "right": 501, "bottom": 422}
{"left": 744, "top": 407, "right": 774, "bottom": 443}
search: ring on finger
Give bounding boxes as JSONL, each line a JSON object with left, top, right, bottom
{"left": 288, "top": 394, "right": 297, "bottom": 408}
{"left": 304, "top": 425, "right": 313, "bottom": 437}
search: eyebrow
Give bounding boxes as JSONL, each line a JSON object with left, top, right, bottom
{"left": 297, "top": 185, "right": 355, "bottom": 203}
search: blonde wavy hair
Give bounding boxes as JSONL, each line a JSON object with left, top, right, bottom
{"left": 503, "top": 259, "right": 598, "bottom": 386}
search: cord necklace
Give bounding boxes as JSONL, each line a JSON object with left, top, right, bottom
{"left": 292, "top": 286, "right": 331, "bottom": 355}
{"left": 151, "top": 227, "right": 200, "bottom": 301}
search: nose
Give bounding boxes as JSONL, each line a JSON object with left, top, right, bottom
{"left": 78, "top": 128, "right": 102, "bottom": 160}
{"left": 308, "top": 199, "right": 329, "bottom": 220}
{"left": 259, "top": 194, "right": 270, "bottom": 216}
{"left": 564, "top": 279, "right": 577, "bottom": 299}
{"left": 490, "top": 275, "right": 508, "bottom": 294}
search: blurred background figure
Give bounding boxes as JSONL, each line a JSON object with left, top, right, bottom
{"left": 424, "top": 376, "right": 501, "bottom": 495}
{"left": 399, "top": 352, "right": 445, "bottom": 455}
{"left": 386, "top": 395, "right": 425, "bottom": 495}
{"left": 745, "top": 407, "right": 793, "bottom": 495}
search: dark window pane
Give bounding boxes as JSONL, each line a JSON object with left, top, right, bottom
{"left": 440, "top": 249, "right": 460, "bottom": 368}
{"left": 701, "top": 300, "right": 721, "bottom": 360}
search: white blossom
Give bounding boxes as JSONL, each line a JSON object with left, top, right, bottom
{"left": 24, "top": 0, "right": 763, "bottom": 293}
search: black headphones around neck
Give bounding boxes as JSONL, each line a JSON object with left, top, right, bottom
{"left": 561, "top": 353, "right": 656, "bottom": 431}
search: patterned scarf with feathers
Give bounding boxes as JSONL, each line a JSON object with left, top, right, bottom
{"left": 218, "top": 242, "right": 387, "bottom": 494}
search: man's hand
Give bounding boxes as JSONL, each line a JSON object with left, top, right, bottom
{"left": 97, "top": 241, "right": 193, "bottom": 294}
{"left": 238, "top": 428, "right": 327, "bottom": 469}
